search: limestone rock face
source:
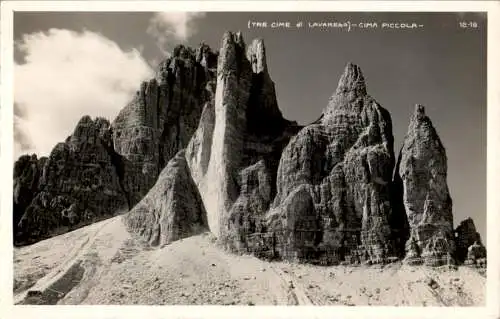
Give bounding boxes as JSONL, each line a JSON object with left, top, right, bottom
{"left": 13, "top": 154, "right": 46, "bottom": 235}
{"left": 123, "top": 32, "right": 291, "bottom": 247}
{"left": 125, "top": 150, "right": 207, "bottom": 246}
{"left": 267, "top": 63, "right": 398, "bottom": 265}
{"left": 14, "top": 44, "right": 217, "bottom": 246}
{"left": 132, "top": 36, "right": 422, "bottom": 267}
{"left": 112, "top": 44, "right": 217, "bottom": 206}
{"left": 14, "top": 30, "right": 484, "bottom": 269}
{"left": 15, "top": 116, "right": 129, "bottom": 245}
{"left": 389, "top": 154, "right": 411, "bottom": 258}
{"left": 465, "top": 241, "right": 487, "bottom": 266}
{"left": 186, "top": 32, "right": 299, "bottom": 239}
{"left": 455, "top": 217, "right": 485, "bottom": 263}
{"left": 398, "top": 105, "right": 455, "bottom": 266}
{"left": 200, "top": 31, "right": 253, "bottom": 237}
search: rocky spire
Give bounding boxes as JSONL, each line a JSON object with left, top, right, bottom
{"left": 217, "top": 31, "right": 248, "bottom": 78}
{"left": 335, "top": 62, "right": 367, "bottom": 96}
{"left": 15, "top": 30, "right": 483, "bottom": 270}
{"left": 182, "top": 30, "right": 301, "bottom": 243}
{"left": 398, "top": 104, "right": 455, "bottom": 266}
{"left": 247, "top": 38, "right": 267, "bottom": 74}
{"left": 455, "top": 217, "right": 485, "bottom": 263}
{"left": 123, "top": 31, "right": 292, "bottom": 243}
{"left": 322, "top": 63, "right": 369, "bottom": 120}
{"left": 268, "top": 62, "right": 397, "bottom": 265}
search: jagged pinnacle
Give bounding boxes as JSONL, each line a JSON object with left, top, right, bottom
{"left": 323, "top": 62, "right": 368, "bottom": 117}
{"left": 414, "top": 104, "right": 426, "bottom": 116}
{"left": 410, "top": 104, "right": 432, "bottom": 125}
{"left": 221, "top": 31, "right": 246, "bottom": 49}
{"left": 335, "top": 62, "right": 367, "bottom": 96}
{"left": 218, "top": 31, "right": 247, "bottom": 75}
{"left": 247, "top": 38, "right": 267, "bottom": 73}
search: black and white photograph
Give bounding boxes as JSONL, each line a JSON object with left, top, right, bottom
{"left": 1, "top": 1, "right": 499, "bottom": 318}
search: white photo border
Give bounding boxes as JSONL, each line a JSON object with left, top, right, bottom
{"left": 1, "top": 1, "right": 498, "bottom": 318}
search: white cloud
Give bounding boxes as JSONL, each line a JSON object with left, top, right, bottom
{"left": 14, "top": 28, "right": 154, "bottom": 158}
{"left": 147, "top": 12, "right": 206, "bottom": 54}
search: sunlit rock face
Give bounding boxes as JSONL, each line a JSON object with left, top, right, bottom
{"left": 465, "top": 241, "right": 487, "bottom": 267}
{"left": 397, "top": 105, "right": 456, "bottom": 266}
{"left": 185, "top": 32, "right": 299, "bottom": 240}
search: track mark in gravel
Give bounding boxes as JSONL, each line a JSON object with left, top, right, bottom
{"left": 110, "top": 238, "right": 141, "bottom": 264}
{"left": 427, "top": 286, "right": 449, "bottom": 306}
{"left": 17, "top": 261, "right": 85, "bottom": 305}
{"left": 15, "top": 218, "right": 115, "bottom": 304}
{"left": 269, "top": 265, "right": 314, "bottom": 305}
{"left": 422, "top": 268, "right": 455, "bottom": 306}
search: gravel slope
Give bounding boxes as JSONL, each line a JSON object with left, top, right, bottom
{"left": 14, "top": 216, "right": 486, "bottom": 306}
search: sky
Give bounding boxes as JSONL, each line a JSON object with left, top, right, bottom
{"left": 13, "top": 12, "right": 487, "bottom": 242}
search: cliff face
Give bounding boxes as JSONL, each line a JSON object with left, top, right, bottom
{"left": 124, "top": 32, "right": 479, "bottom": 267}
{"left": 14, "top": 30, "right": 485, "bottom": 268}
{"left": 112, "top": 44, "right": 217, "bottom": 206}
{"left": 13, "top": 44, "right": 217, "bottom": 246}
{"left": 13, "top": 154, "right": 46, "bottom": 234}
{"left": 185, "top": 33, "right": 299, "bottom": 239}
{"left": 266, "top": 63, "right": 398, "bottom": 265}
{"left": 123, "top": 32, "right": 298, "bottom": 250}
{"left": 125, "top": 150, "right": 207, "bottom": 246}
{"left": 15, "top": 117, "right": 129, "bottom": 245}
{"left": 455, "top": 217, "right": 486, "bottom": 265}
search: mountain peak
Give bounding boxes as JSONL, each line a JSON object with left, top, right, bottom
{"left": 247, "top": 38, "right": 267, "bottom": 73}
{"left": 335, "top": 62, "right": 367, "bottom": 96}
{"left": 218, "top": 31, "right": 248, "bottom": 76}
{"left": 413, "top": 104, "right": 426, "bottom": 119}
{"left": 221, "top": 31, "right": 245, "bottom": 49}
{"left": 408, "top": 104, "right": 438, "bottom": 138}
